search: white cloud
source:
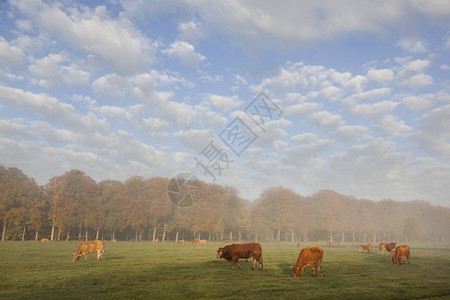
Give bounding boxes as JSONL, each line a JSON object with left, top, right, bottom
{"left": 164, "top": 40, "right": 206, "bottom": 68}
{"left": 0, "top": 84, "right": 109, "bottom": 133}
{"left": 286, "top": 102, "right": 322, "bottom": 118}
{"left": 0, "top": 36, "right": 26, "bottom": 68}
{"left": 367, "top": 68, "right": 394, "bottom": 84}
{"left": 334, "top": 125, "right": 368, "bottom": 142}
{"left": 207, "top": 94, "right": 241, "bottom": 111}
{"left": 29, "top": 53, "right": 90, "bottom": 88}
{"left": 309, "top": 111, "right": 343, "bottom": 129}
{"left": 12, "top": 0, "right": 155, "bottom": 75}
{"left": 401, "top": 95, "right": 433, "bottom": 111}
{"left": 397, "top": 73, "right": 433, "bottom": 88}
{"left": 412, "top": 104, "right": 450, "bottom": 158}
{"left": 397, "top": 38, "right": 429, "bottom": 53}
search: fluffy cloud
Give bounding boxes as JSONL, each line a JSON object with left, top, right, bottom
{"left": 164, "top": 40, "right": 206, "bottom": 68}
{"left": 12, "top": 0, "right": 156, "bottom": 75}
{"left": 367, "top": 68, "right": 394, "bottom": 85}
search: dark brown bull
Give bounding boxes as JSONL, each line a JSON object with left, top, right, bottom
{"left": 217, "top": 243, "right": 263, "bottom": 271}
{"left": 392, "top": 244, "right": 410, "bottom": 265}
{"left": 384, "top": 242, "right": 397, "bottom": 255}
{"left": 291, "top": 246, "right": 323, "bottom": 277}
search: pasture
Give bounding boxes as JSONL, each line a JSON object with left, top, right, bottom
{"left": 1, "top": 241, "right": 449, "bottom": 299}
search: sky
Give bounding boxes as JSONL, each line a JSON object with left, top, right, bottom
{"left": 1, "top": 0, "right": 449, "bottom": 207}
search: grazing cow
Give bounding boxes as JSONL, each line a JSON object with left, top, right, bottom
{"left": 41, "top": 238, "right": 50, "bottom": 242}
{"left": 359, "top": 245, "right": 370, "bottom": 253}
{"left": 196, "top": 239, "right": 206, "bottom": 246}
{"left": 291, "top": 246, "right": 323, "bottom": 278}
{"left": 72, "top": 240, "right": 104, "bottom": 262}
{"left": 367, "top": 242, "right": 375, "bottom": 250}
{"left": 328, "top": 241, "right": 340, "bottom": 247}
{"left": 177, "top": 239, "right": 185, "bottom": 245}
{"left": 217, "top": 243, "right": 263, "bottom": 271}
{"left": 392, "top": 244, "right": 410, "bottom": 265}
{"left": 379, "top": 243, "right": 387, "bottom": 253}
{"left": 192, "top": 239, "right": 199, "bottom": 244}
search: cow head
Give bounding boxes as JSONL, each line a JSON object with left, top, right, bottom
{"left": 392, "top": 257, "right": 398, "bottom": 265}
{"left": 291, "top": 266, "right": 302, "bottom": 277}
{"left": 216, "top": 247, "right": 223, "bottom": 258}
{"left": 72, "top": 253, "right": 81, "bottom": 262}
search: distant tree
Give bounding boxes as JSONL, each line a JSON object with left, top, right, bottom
{"left": 100, "top": 180, "right": 125, "bottom": 241}
{"left": 121, "top": 177, "right": 149, "bottom": 241}
{"left": 146, "top": 177, "right": 172, "bottom": 242}
{"left": 192, "top": 183, "right": 225, "bottom": 241}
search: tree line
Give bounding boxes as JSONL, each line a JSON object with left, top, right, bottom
{"left": 1, "top": 165, "right": 449, "bottom": 244}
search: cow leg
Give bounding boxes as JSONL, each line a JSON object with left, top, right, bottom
{"left": 259, "top": 256, "right": 263, "bottom": 271}
{"left": 235, "top": 259, "right": 242, "bottom": 269}
{"left": 310, "top": 264, "right": 316, "bottom": 276}
{"left": 252, "top": 257, "right": 256, "bottom": 270}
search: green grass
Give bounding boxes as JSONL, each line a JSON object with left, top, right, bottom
{"left": 1, "top": 241, "right": 450, "bottom": 299}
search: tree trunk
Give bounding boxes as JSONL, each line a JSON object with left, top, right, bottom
{"left": 229, "top": 231, "right": 232, "bottom": 241}
{"left": 35, "top": 230, "right": 39, "bottom": 241}
{"left": 2, "top": 219, "right": 6, "bottom": 241}
{"left": 50, "top": 216, "right": 55, "bottom": 241}
{"left": 175, "top": 231, "right": 179, "bottom": 242}
{"left": 352, "top": 231, "right": 355, "bottom": 244}
{"left": 22, "top": 224, "right": 26, "bottom": 242}
{"left": 135, "top": 227, "right": 139, "bottom": 242}
{"left": 276, "top": 229, "right": 280, "bottom": 241}
{"left": 162, "top": 223, "right": 167, "bottom": 242}
{"left": 78, "top": 224, "right": 82, "bottom": 241}
{"left": 67, "top": 225, "right": 71, "bottom": 241}
{"left": 291, "top": 230, "right": 295, "bottom": 242}
{"left": 341, "top": 231, "right": 345, "bottom": 244}
{"left": 152, "top": 227, "right": 157, "bottom": 242}
{"left": 329, "top": 229, "right": 333, "bottom": 242}
{"left": 96, "top": 229, "right": 100, "bottom": 240}
{"left": 57, "top": 227, "right": 61, "bottom": 241}
{"left": 255, "top": 232, "right": 258, "bottom": 243}
{"left": 85, "top": 226, "right": 88, "bottom": 242}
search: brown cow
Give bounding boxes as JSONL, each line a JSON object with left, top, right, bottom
{"left": 41, "top": 238, "right": 50, "bottom": 242}
{"left": 367, "top": 242, "right": 375, "bottom": 250}
{"left": 380, "top": 242, "right": 396, "bottom": 255}
{"left": 359, "top": 245, "right": 370, "bottom": 253}
{"left": 217, "top": 243, "right": 263, "bottom": 271}
{"left": 291, "top": 246, "right": 323, "bottom": 277}
{"left": 196, "top": 239, "right": 206, "bottom": 246}
{"left": 392, "top": 244, "right": 410, "bottom": 265}
{"left": 72, "top": 240, "right": 104, "bottom": 261}
{"left": 379, "top": 242, "right": 387, "bottom": 253}
{"left": 177, "top": 239, "right": 185, "bottom": 245}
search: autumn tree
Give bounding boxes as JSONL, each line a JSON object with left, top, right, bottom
{"left": 121, "top": 177, "right": 149, "bottom": 241}
{"left": 99, "top": 180, "right": 125, "bottom": 241}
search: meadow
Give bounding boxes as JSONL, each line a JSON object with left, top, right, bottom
{"left": 1, "top": 241, "right": 450, "bottom": 299}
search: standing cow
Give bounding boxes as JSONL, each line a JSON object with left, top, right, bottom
{"left": 392, "top": 244, "right": 410, "bottom": 265}
{"left": 291, "top": 246, "right": 323, "bottom": 278}
{"left": 359, "top": 244, "right": 370, "bottom": 253}
{"left": 217, "top": 243, "right": 263, "bottom": 271}
{"left": 72, "top": 240, "right": 105, "bottom": 261}
{"left": 385, "top": 242, "right": 397, "bottom": 255}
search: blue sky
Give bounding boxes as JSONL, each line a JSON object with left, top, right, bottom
{"left": 1, "top": 0, "right": 449, "bottom": 206}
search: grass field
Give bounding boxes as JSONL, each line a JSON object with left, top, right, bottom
{"left": 1, "top": 241, "right": 450, "bottom": 299}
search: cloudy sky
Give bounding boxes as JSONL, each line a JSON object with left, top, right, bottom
{"left": 1, "top": 0, "right": 449, "bottom": 206}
